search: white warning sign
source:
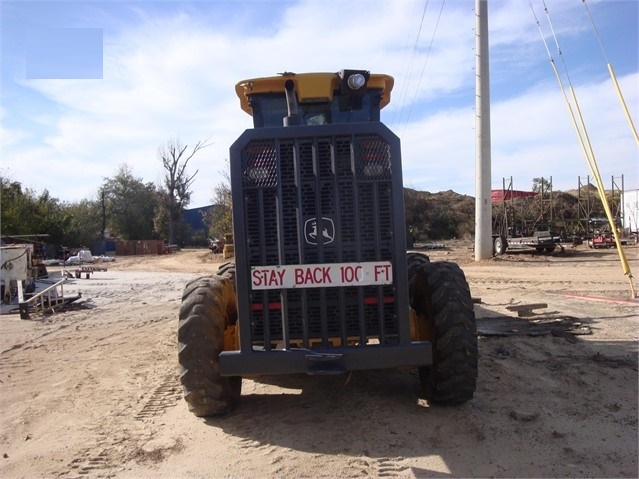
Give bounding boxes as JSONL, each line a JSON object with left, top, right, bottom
{"left": 251, "top": 261, "right": 393, "bottom": 290}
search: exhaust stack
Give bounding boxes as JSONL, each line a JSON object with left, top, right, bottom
{"left": 283, "top": 79, "right": 301, "bottom": 127}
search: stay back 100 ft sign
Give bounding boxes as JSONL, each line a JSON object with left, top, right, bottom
{"left": 251, "top": 261, "right": 393, "bottom": 290}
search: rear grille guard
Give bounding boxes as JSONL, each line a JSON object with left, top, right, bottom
{"left": 230, "top": 123, "right": 410, "bottom": 356}
{"left": 249, "top": 287, "right": 398, "bottom": 349}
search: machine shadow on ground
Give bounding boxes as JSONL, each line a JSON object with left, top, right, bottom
{"left": 199, "top": 301, "right": 637, "bottom": 477}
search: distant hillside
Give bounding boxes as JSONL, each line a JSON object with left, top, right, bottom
{"left": 404, "top": 188, "right": 475, "bottom": 240}
{"left": 187, "top": 186, "right": 615, "bottom": 245}
{"left": 403, "top": 186, "right": 613, "bottom": 240}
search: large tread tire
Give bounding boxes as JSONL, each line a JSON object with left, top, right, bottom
{"left": 178, "top": 275, "right": 241, "bottom": 417}
{"left": 410, "top": 261, "right": 478, "bottom": 405}
{"left": 215, "top": 261, "right": 236, "bottom": 284}
{"left": 407, "top": 252, "right": 430, "bottom": 294}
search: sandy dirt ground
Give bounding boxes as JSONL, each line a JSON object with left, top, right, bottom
{"left": 1, "top": 242, "right": 637, "bottom": 478}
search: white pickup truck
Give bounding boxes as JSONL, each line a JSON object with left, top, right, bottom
{"left": 64, "top": 250, "right": 94, "bottom": 265}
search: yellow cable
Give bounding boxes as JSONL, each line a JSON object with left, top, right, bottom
{"left": 570, "top": 87, "right": 634, "bottom": 290}
{"left": 530, "top": 0, "right": 636, "bottom": 297}
{"left": 582, "top": 1, "right": 639, "bottom": 145}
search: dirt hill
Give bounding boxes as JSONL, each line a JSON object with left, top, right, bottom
{"left": 404, "top": 187, "right": 613, "bottom": 241}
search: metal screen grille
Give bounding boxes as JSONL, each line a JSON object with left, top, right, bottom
{"left": 237, "top": 130, "right": 401, "bottom": 350}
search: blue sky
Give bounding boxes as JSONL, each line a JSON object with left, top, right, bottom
{"left": 1, "top": 0, "right": 637, "bottom": 208}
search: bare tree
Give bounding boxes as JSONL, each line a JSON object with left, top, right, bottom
{"left": 157, "top": 138, "right": 212, "bottom": 245}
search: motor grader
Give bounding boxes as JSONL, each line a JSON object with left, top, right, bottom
{"left": 178, "top": 69, "right": 478, "bottom": 416}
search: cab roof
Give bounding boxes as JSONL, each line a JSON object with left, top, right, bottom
{"left": 235, "top": 71, "right": 394, "bottom": 117}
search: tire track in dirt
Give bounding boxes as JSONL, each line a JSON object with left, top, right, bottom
{"left": 467, "top": 278, "right": 619, "bottom": 288}
{"left": 64, "top": 445, "right": 112, "bottom": 478}
{"left": 5, "top": 248, "right": 637, "bottom": 478}
{"left": 56, "top": 372, "right": 182, "bottom": 477}
{"left": 135, "top": 373, "right": 182, "bottom": 420}
{"left": 375, "top": 457, "right": 410, "bottom": 477}
{"left": 0, "top": 356, "right": 32, "bottom": 372}
{"left": 34, "top": 313, "right": 180, "bottom": 477}
{"left": 0, "top": 316, "right": 89, "bottom": 356}
{"left": 346, "top": 456, "right": 410, "bottom": 477}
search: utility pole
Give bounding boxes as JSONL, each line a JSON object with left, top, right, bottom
{"left": 474, "top": 0, "right": 493, "bottom": 260}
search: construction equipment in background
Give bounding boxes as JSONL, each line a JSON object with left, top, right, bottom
{"left": 1, "top": 244, "right": 81, "bottom": 319}
{"left": 587, "top": 218, "right": 629, "bottom": 249}
{"left": 1, "top": 245, "right": 37, "bottom": 305}
{"left": 491, "top": 177, "right": 559, "bottom": 255}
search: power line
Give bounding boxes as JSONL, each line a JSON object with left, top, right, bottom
{"left": 392, "top": 0, "right": 430, "bottom": 129}
{"left": 581, "top": 0, "right": 638, "bottom": 146}
{"left": 403, "top": 0, "right": 446, "bottom": 135}
{"left": 582, "top": 0, "right": 610, "bottom": 64}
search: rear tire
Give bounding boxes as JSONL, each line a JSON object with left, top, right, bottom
{"left": 410, "top": 262, "right": 478, "bottom": 405}
{"left": 178, "top": 275, "right": 241, "bottom": 417}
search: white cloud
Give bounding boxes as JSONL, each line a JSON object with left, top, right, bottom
{"left": 397, "top": 70, "right": 638, "bottom": 195}
{"left": 1, "top": 0, "right": 636, "bottom": 209}
{"left": 0, "top": 126, "right": 31, "bottom": 149}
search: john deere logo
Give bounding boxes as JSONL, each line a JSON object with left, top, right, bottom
{"left": 304, "top": 217, "right": 335, "bottom": 245}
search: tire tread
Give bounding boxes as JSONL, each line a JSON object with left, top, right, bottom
{"left": 178, "top": 275, "right": 241, "bottom": 417}
{"left": 409, "top": 261, "right": 478, "bottom": 405}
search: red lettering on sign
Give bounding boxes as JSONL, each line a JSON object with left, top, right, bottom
{"left": 252, "top": 269, "right": 264, "bottom": 287}
{"left": 374, "top": 264, "right": 391, "bottom": 282}
{"left": 253, "top": 268, "right": 286, "bottom": 288}
{"left": 253, "top": 261, "right": 390, "bottom": 290}
{"left": 294, "top": 266, "right": 333, "bottom": 285}
{"left": 340, "top": 265, "right": 363, "bottom": 283}
{"left": 321, "top": 266, "right": 331, "bottom": 283}
{"left": 307, "top": 268, "right": 319, "bottom": 284}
